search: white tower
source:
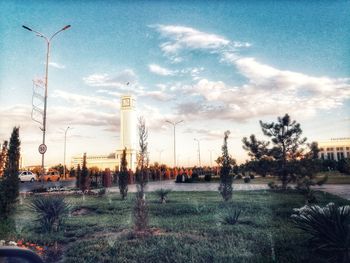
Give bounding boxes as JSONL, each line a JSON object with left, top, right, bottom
{"left": 119, "top": 95, "right": 137, "bottom": 171}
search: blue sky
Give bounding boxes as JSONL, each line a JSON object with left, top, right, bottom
{"left": 1, "top": 0, "right": 349, "bottom": 167}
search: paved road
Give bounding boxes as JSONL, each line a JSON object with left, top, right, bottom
{"left": 20, "top": 180, "right": 350, "bottom": 200}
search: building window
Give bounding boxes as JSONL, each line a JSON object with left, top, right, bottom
{"left": 340, "top": 152, "right": 344, "bottom": 159}
{"left": 321, "top": 153, "right": 324, "bottom": 160}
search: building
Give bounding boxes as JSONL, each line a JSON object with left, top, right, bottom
{"left": 318, "top": 138, "right": 350, "bottom": 161}
{"left": 71, "top": 95, "right": 138, "bottom": 171}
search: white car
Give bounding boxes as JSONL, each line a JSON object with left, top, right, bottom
{"left": 18, "top": 171, "right": 37, "bottom": 182}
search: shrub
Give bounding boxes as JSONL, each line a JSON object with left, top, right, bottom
{"left": 155, "top": 188, "right": 172, "bottom": 204}
{"left": 235, "top": 174, "right": 243, "bottom": 180}
{"left": 29, "top": 195, "right": 70, "bottom": 232}
{"left": 243, "top": 177, "right": 251, "bottom": 183}
{"left": 204, "top": 173, "right": 212, "bottom": 182}
{"left": 175, "top": 174, "right": 182, "bottom": 183}
{"left": 268, "top": 181, "right": 277, "bottom": 189}
{"left": 221, "top": 208, "right": 241, "bottom": 225}
{"left": 97, "top": 188, "right": 106, "bottom": 197}
{"left": 292, "top": 203, "right": 350, "bottom": 262}
{"left": 192, "top": 173, "right": 199, "bottom": 182}
{"left": 249, "top": 173, "right": 255, "bottom": 179}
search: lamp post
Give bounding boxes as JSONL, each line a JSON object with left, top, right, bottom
{"left": 63, "top": 126, "right": 71, "bottom": 179}
{"left": 194, "top": 138, "right": 201, "bottom": 167}
{"left": 165, "top": 120, "right": 183, "bottom": 168}
{"left": 208, "top": 149, "right": 214, "bottom": 167}
{"left": 157, "top": 149, "right": 164, "bottom": 164}
{"left": 23, "top": 24, "right": 71, "bottom": 178}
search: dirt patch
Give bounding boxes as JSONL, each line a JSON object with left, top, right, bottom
{"left": 71, "top": 208, "right": 95, "bottom": 216}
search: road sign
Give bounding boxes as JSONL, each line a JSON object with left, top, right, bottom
{"left": 38, "top": 144, "right": 47, "bottom": 154}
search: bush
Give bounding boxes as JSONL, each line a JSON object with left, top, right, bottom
{"left": 97, "top": 188, "right": 106, "bottom": 197}
{"left": 235, "top": 174, "right": 242, "bottom": 180}
{"left": 204, "top": 173, "right": 212, "bottom": 182}
{"left": 175, "top": 174, "right": 182, "bottom": 183}
{"left": 338, "top": 158, "right": 350, "bottom": 175}
{"left": 243, "top": 177, "right": 251, "bottom": 183}
{"left": 249, "top": 173, "right": 255, "bottom": 179}
{"left": 221, "top": 208, "right": 241, "bottom": 225}
{"left": 29, "top": 195, "right": 70, "bottom": 233}
{"left": 155, "top": 188, "right": 172, "bottom": 203}
{"left": 192, "top": 173, "right": 199, "bottom": 182}
{"left": 292, "top": 203, "right": 350, "bottom": 262}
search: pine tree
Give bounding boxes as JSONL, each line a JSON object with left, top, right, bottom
{"left": 79, "top": 153, "right": 89, "bottom": 193}
{"left": 118, "top": 148, "right": 128, "bottom": 200}
{"left": 0, "top": 127, "right": 21, "bottom": 218}
{"left": 75, "top": 164, "right": 81, "bottom": 189}
{"left": 259, "top": 114, "right": 306, "bottom": 189}
{"left": 219, "top": 131, "right": 234, "bottom": 201}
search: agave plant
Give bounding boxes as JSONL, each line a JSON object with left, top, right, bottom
{"left": 155, "top": 188, "right": 172, "bottom": 204}
{"left": 29, "top": 195, "right": 70, "bottom": 233}
{"left": 221, "top": 208, "right": 241, "bottom": 225}
{"left": 291, "top": 203, "right": 350, "bottom": 262}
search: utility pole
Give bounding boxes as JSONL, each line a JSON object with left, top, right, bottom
{"left": 63, "top": 126, "right": 71, "bottom": 179}
{"left": 165, "top": 120, "right": 183, "bottom": 168}
{"left": 23, "top": 24, "right": 71, "bottom": 179}
{"left": 194, "top": 138, "right": 201, "bottom": 167}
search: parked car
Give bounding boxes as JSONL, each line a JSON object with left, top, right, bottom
{"left": 18, "top": 171, "right": 37, "bottom": 182}
{"left": 41, "top": 171, "right": 60, "bottom": 182}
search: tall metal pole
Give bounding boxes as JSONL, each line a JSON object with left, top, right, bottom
{"left": 194, "top": 138, "right": 201, "bottom": 167}
{"left": 23, "top": 25, "right": 71, "bottom": 179}
{"left": 63, "top": 126, "right": 70, "bottom": 179}
{"left": 166, "top": 120, "right": 183, "bottom": 168}
{"left": 208, "top": 149, "right": 214, "bottom": 167}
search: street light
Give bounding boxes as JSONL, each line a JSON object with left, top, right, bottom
{"left": 23, "top": 24, "right": 71, "bottom": 178}
{"left": 208, "top": 149, "right": 214, "bottom": 167}
{"left": 194, "top": 138, "right": 201, "bottom": 167}
{"left": 63, "top": 126, "right": 72, "bottom": 179}
{"left": 157, "top": 149, "right": 164, "bottom": 164}
{"left": 165, "top": 120, "right": 183, "bottom": 167}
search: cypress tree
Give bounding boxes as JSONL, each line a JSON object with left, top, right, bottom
{"left": 0, "top": 127, "right": 21, "bottom": 218}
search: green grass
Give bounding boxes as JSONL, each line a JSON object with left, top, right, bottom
{"left": 1, "top": 190, "right": 349, "bottom": 262}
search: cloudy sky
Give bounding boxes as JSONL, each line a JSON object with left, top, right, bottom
{"left": 1, "top": 0, "right": 349, "bottom": 167}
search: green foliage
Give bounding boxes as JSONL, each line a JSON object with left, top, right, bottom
{"left": 292, "top": 203, "right": 350, "bottom": 262}
{"left": 204, "top": 173, "right": 212, "bottom": 182}
{"left": 338, "top": 158, "right": 350, "bottom": 175}
{"left": 244, "top": 177, "right": 251, "bottom": 183}
{"left": 29, "top": 195, "right": 70, "bottom": 233}
{"left": 97, "top": 188, "right": 106, "bottom": 197}
{"left": 155, "top": 188, "right": 172, "bottom": 203}
{"left": 118, "top": 148, "right": 128, "bottom": 200}
{"left": 0, "top": 127, "right": 20, "bottom": 218}
{"left": 221, "top": 208, "right": 241, "bottom": 225}
{"left": 134, "top": 117, "right": 149, "bottom": 232}
{"left": 242, "top": 134, "right": 269, "bottom": 160}
{"left": 79, "top": 153, "right": 90, "bottom": 193}
{"left": 0, "top": 140, "right": 8, "bottom": 177}
{"left": 219, "top": 130, "right": 234, "bottom": 201}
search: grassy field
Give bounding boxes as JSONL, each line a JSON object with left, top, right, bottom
{"left": 2, "top": 190, "right": 349, "bottom": 262}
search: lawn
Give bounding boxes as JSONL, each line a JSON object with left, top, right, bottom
{"left": 2, "top": 190, "right": 349, "bottom": 262}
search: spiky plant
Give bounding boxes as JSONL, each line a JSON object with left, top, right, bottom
{"left": 221, "top": 208, "right": 241, "bottom": 225}
{"left": 292, "top": 203, "right": 350, "bottom": 262}
{"left": 29, "top": 195, "right": 70, "bottom": 233}
{"left": 155, "top": 188, "right": 172, "bottom": 204}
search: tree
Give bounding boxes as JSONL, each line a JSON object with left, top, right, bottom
{"left": 219, "top": 131, "right": 234, "bottom": 201}
{"left": 79, "top": 153, "right": 90, "bottom": 193}
{"left": 0, "top": 140, "right": 8, "bottom": 178}
{"left": 118, "top": 148, "right": 128, "bottom": 200}
{"left": 259, "top": 114, "right": 307, "bottom": 189}
{"left": 133, "top": 117, "right": 149, "bottom": 232}
{"left": 0, "top": 127, "right": 21, "bottom": 218}
{"left": 242, "top": 134, "right": 269, "bottom": 160}
{"left": 75, "top": 164, "right": 81, "bottom": 189}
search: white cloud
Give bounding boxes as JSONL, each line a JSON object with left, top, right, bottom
{"left": 148, "top": 64, "right": 176, "bottom": 76}
{"left": 151, "top": 24, "right": 251, "bottom": 62}
{"left": 52, "top": 90, "right": 118, "bottom": 110}
{"left": 48, "top": 62, "right": 65, "bottom": 69}
{"left": 83, "top": 69, "right": 137, "bottom": 88}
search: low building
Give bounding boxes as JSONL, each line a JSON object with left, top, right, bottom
{"left": 318, "top": 138, "right": 350, "bottom": 161}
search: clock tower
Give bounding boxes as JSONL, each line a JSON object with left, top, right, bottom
{"left": 119, "top": 95, "right": 137, "bottom": 171}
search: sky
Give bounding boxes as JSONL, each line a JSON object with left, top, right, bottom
{"left": 0, "top": 0, "right": 350, "bottom": 167}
